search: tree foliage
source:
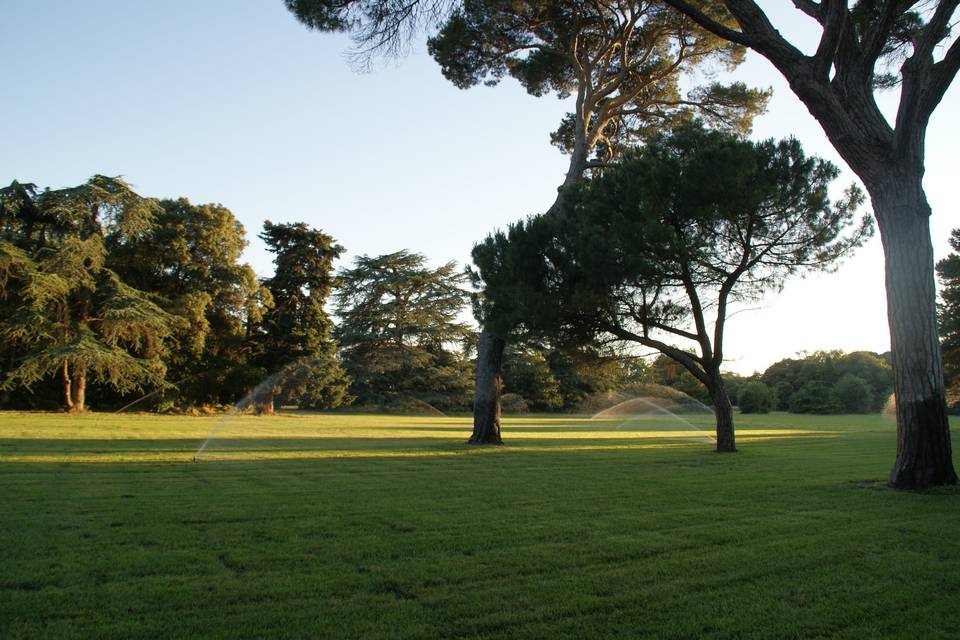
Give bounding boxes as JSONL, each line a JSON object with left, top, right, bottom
{"left": 737, "top": 380, "right": 774, "bottom": 414}
{"left": 761, "top": 350, "right": 892, "bottom": 414}
{"left": 249, "top": 221, "right": 352, "bottom": 413}
{"left": 428, "top": 0, "right": 768, "bottom": 200}
{"left": 334, "top": 250, "right": 473, "bottom": 411}
{"left": 471, "top": 123, "right": 870, "bottom": 448}
{"left": 109, "top": 198, "right": 270, "bottom": 408}
{"left": 0, "top": 177, "right": 178, "bottom": 411}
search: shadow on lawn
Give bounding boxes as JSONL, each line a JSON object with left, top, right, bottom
{"left": 0, "top": 428, "right": 839, "bottom": 464}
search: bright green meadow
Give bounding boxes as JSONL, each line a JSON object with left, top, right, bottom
{"left": 1, "top": 411, "right": 959, "bottom": 639}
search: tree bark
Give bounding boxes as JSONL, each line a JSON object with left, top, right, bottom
{"left": 470, "top": 331, "right": 505, "bottom": 445}
{"left": 70, "top": 367, "right": 86, "bottom": 413}
{"left": 255, "top": 393, "right": 276, "bottom": 416}
{"left": 62, "top": 359, "right": 74, "bottom": 412}
{"left": 873, "top": 180, "right": 958, "bottom": 489}
{"left": 709, "top": 376, "right": 736, "bottom": 453}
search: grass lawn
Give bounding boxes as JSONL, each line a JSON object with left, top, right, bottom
{"left": 1, "top": 411, "right": 958, "bottom": 639}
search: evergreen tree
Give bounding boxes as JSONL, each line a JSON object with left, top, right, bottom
{"left": 0, "top": 176, "right": 177, "bottom": 412}
{"left": 249, "top": 221, "right": 351, "bottom": 413}
{"left": 472, "top": 123, "right": 869, "bottom": 450}
{"left": 334, "top": 250, "right": 473, "bottom": 411}
{"left": 660, "top": 0, "right": 960, "bottom": 489}
{"left": 109, "top": 198, "right": 271, "bottom": 408}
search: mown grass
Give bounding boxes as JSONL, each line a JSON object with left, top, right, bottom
{"left": 1, "top": 411, "right": 958, "bottom": 639}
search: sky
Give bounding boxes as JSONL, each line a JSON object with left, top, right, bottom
{"left": 2, "top": 1, "right": 958, "bottom": 375}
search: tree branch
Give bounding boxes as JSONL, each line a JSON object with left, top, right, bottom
{"left": 603, "top": 323, "right": 710, "bottom": 386}
{"left": 659, "top": 0, "right": 755, "bottom": 47}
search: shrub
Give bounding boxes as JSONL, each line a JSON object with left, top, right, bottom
{"left": 832, "top": 373, "right": 873, "bottom": 413}
{"left": 737, "top": 381, "right": 775, "bottom": 414}
{"left": 499, "top": 393, "right": 530, "bottom": 414}
{"left": 789, "top": 381, "right": 840, "bottom": 414}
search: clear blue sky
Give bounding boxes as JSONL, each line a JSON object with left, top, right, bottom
{"left": 3, "top": 1, "right": 958, "bottom": 374}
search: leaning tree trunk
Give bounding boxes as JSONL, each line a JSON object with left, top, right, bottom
{"left": 470, "top": 331, "right": 505, "bottom": 445}
{"left": 873, "top": 179, "right": 958, "bottom": 489}
{"left": 709, "top": 376, "right": 736, "bottom": 453}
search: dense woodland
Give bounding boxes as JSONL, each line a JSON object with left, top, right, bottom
{"left": 5, "top": 173, "right": 957, "bottom": 416}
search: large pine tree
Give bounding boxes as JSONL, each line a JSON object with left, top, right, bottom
{"left": 334, "top": 250, "right": 473, "bottom": 411}
{"left": 0, "top": 176, "right": 177, "bottom": 412}
{"left": 246, "top": 221, "right": 352, "bottom": 414}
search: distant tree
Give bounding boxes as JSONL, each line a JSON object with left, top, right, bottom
{"left": 789, "top": 381, "right": 839, "bottom": 415}
{"left": 937, "top": 229, "right": 960, "bottom": 409}
{"left": 737, "top": 381, "right": 774, "bottom": 414}
{"left": 334, "top": 250, "right": 473, "bottom": 412}
{"left": 658, "top": 0, "right": 960, "bottom": 489}
{"left": 646, "top": 354, "right": 712, "bottom": 406}
{"left": 502, "top": 343, "right": 563, "bottom": 412}
{"left": 472, "top": 123, "right": 870, "bottom": 451}
{"left": 109, "top": 198, "right": 271, "bottom": 408}
{"left": 762, "top": 351, "right": 892, "bottom": 414}
{"left": 833, "top": 373, "right": 874, "bottom": 414}
{"left": 0, "top": 177, "right": 177, "bottom": 412}
{"left": 250, "top": 221, "right": 352, "bottom": 414}
{"left": 549, "top": 346, "right": 628, "bottom": 410}
{"left": 721, "top": 372, "right": 750, "bottom": 408}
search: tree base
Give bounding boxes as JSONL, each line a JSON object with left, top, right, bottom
{"left": 470, "top": 331, "right": 505, "bottom": 445}
{"left": 888, "top": 396, "right": 958, "bottom": 490}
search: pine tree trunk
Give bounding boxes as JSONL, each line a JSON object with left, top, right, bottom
{"left": 470, "top": 331, "right": 505, "bottom": 445}
{"left": 71, "top": 368, "right": 86, "bottom": 413}
{"left": 62, "top": 360, "right": 74, "bottom": 412}
{"left": 710, "top": 377, "right": 736, "bottom": 453}
{"left": 873, "top": 180, "right": 958, "bottom": 489}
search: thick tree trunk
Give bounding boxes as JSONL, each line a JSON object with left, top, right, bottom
{"left": 70, "top": 368, "right": 86, "bottom": 413}
{"left": 470, "top": 331, "right": 505, "bottom": 445}
{"left": 873, "top": 180, "right": 957, "bottom": 489}
{"left": 255, "top": 394, "right": 276, "bottom": 416}
{"left": 62, "top": 360, "right": 74, "bottom": 412}
{"left": 709, "top": 377, "right": 736, "bottom": 453}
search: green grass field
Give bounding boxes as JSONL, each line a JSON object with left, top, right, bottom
{"left": 1, "top": 411, "right": 958, "bottom": 639}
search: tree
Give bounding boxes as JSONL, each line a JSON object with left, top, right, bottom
{"left": 249, "top": 221, "right": 352, "bottom": 414}
{"left": 833, "top": 373, "right": 874, "bottom": 413}
{"left": 286, "top": 0, "right": 768, "bottom": 442}
{"left": 646, "top": 353, "right": 712, "bottom": 405}
{"left": 0, "top": 177, "right": 177, "bottom": 412}
{"left": 789, "top": 380, "right": 840, "bottom": 414}
{"left": 658, "top": 0, "right": 960, "bottom": 489}
{"left": 502, "top": 343, "right": 564, "bottom": 411}
{"left": 427, "top": 1, "right": 769, "bottom": 201}
{"left": 737, "top": 380, "right": 774, "bottom": 413}
{"left": 108, "top": 198, "right": 271, "bottom": 408}
{"left": 761, "top": 350, "right": 893, "bottom": 413}
{"left": 937, "top": 229, "right": 960, "bottom": 409}
{"left": 472, "top": 123, "right": 870, "bottom": 450}
{"left": 334, "top": 250, "right": 473, "bottom": 412}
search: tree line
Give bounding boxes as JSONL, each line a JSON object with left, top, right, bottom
{"left": 0, "top": 178, "right": 479, "bottom": 414}
{"left": 0, "top": 174, "right": 916, "bottom": 418}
